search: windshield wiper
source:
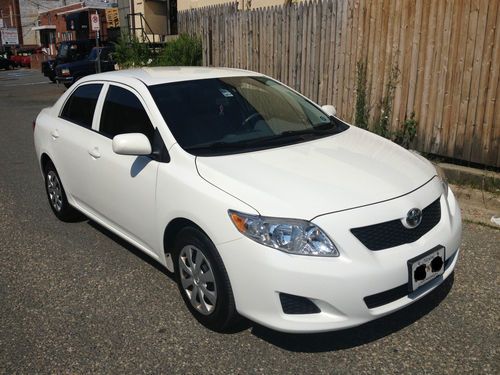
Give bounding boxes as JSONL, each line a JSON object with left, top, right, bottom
{"left": 185, "top": 120, "right": 348, "bottom": 154}
{"left": 185, "top": 140, "right": 248, "bottom": 152}
{"left": 185, "top": 133, "right": 306, "bottom": 153}
{"left": 280, "top": 120, "right": 348, "bottom": 137}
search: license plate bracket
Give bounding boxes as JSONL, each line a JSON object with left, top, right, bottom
{"left": 407, "top": 246, "right": 445, "bottom": 292}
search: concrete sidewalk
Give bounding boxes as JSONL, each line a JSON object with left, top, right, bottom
{"left": 451, "top": 184, "right": 500, "bottom": 229}
{"left": 435, "top": 163, "right": 499, "bottom": 228}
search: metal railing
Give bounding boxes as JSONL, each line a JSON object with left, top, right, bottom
{"left": 126, "top": 12, "right": 162, "bottom": 45}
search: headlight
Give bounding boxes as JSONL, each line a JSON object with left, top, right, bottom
{"left": 434, "top": 164, "right": 449, "bottom": 198}
{"left": 61, "top": 68, "right": 70, "bottom": 76}
{"left": 228, "top": 210, "right": 339, "bottom": 257}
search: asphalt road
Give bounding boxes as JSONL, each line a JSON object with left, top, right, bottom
{"left": 0, "top": 69, "right": 498, "bottom": 374}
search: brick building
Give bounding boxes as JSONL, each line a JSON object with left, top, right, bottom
{"left": 19, "top": 0, "right": 81, "bottom": 47}
{"left": 0, "top": 0, "right": 23, "bottom": 47}
{"left": 35, "top": 2, "right": 115, "bottom": 55}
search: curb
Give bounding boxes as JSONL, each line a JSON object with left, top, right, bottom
{"left": 438, "top": 163, "right": 499, "bottom": 192}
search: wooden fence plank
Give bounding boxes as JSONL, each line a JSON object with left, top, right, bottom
{"left": 455, "top": 0, "right": 480, "bottom": 160}
{"left": 430, "top": 0, "right": 454, "bottom": 154}
{"left": 482, "top": 3, "right": 500, "bottom": 165}
{"left": 423, "top": 0, "right": 446, "bottom": 152}
{"left": 414, "top": 0, "right": 432, "bottom": 150}
{"left": 447, "top": 0, "right": 471, "bottom": 157}
{"left": 471, "top": 0, "right": 497, "bottom": 163}
{"left": 326, "top": 0, "right": 337, "bottom": 105}
{"left": 463, "top": 0, "right": 489, "bottom": 161}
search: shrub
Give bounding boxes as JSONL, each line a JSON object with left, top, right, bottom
{"left": 374, "top": 65, "right": 399, "bottom": 138}
{"left": 113, "top": 36, "right": 152, "bottom": 69}
{"left": 155, "top": 34, "right": 202, "bottom": 66}
{"left": 393, "top": 111, "right": 418, "bottom": 149}
{"left": 354, "top": 61, "right": 369, "bottom": 129}
{"left": 354, "top": 59, "right": 417, "bottom": 148}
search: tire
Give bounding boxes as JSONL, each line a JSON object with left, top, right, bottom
{"left": 174, "top": 227, "right": 240, "bottom": 332}
{"left": 43, "top": 161, "right": 82, "bottom": 222}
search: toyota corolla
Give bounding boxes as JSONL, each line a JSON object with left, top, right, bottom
{"left": 33, "top": 67, "right": 462, "bottom": 333}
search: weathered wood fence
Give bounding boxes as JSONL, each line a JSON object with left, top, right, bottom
{"left": 179, "top": 0, "right": 499, "bottom": 167}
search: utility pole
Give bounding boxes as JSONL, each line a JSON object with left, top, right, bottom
{"left": 12, "top": 0, "right": 23, "bottom": 45}
{"left": 91, "top": 10, "right": 101, "bottom": 73}
{"left": 95, "top": 10, "right": 101, "bottom": 73}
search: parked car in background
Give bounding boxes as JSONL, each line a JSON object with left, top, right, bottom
{"left": 10, "top": 47, "right": 41, "bottom": 68}
{"left": 56, "top": 46, "right": 115, "bottom": 88}
{"left": 33, "top": 67, "right": 461, "bottom": 333}
{"left": 42, "top": 40, "right": 95, "bottom": 82}
{"left": 0, "top": 56, "right": 16, "bottom": 70}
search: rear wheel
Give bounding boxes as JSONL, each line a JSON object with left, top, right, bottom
{"left": 174, "top": 227, "right": 240, "bottom": 332}
{"left": 43, "top": 161, "right": 81, "bottom": 222}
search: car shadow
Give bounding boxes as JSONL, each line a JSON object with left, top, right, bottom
{"left": 250, "top": 273, "right": 454, "bottom": 352}
{"left": 85, "top": 218, "right": 454, "bottom": 348}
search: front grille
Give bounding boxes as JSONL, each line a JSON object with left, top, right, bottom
{"left": 279, "top": 293, "right": 320, "bottom": 314}
{"left": 351, "top": 198, "right": 442, "bottom": 251}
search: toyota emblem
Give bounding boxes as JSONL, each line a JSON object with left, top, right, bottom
{"left": 406, "top": 208, "right": 423, "bottom": 228}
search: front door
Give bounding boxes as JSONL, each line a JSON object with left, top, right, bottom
{"left": 85, "top": 83, "right": 160, "bottom": 254}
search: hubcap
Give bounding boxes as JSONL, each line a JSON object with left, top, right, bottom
{"left": 179, "top": 245, "right": 217, "bottom": 315}
{"left": 46, "top": 171, "right": 63, "bottom": 212}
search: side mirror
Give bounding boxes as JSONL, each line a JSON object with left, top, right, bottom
{"left": 321, "top": 105, "right": 336, "bottom": 117}
{"left": 112, "top": 133, "right": 152, "bottom": 156}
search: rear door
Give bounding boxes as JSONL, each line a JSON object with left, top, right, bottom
{"left": 51, "top": 83, "right": 103, "bottom": 207}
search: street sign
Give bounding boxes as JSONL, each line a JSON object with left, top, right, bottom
{"left": 105, "top": 8, "right": 120, "bottom": 28}
{"left": 91, "top": 13, "right": 100, "bottom": 31}
{"left": 1, "top": 28, "right": 19, "bottom": 45}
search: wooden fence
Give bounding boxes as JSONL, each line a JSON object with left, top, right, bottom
{"left": 179, "top": 0, "right": 500, "bottom": 167}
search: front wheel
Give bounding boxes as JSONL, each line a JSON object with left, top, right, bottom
{"left": 174, "top": 227, "right": 240, "bottom": 332}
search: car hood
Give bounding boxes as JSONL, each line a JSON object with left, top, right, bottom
{"left": 195, "top": 126, "right": 437, "bottom": 219}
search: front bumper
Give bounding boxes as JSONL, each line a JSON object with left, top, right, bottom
{"left": 55, "top": 76, "right": 74, "bottom": 84}
{"left": 218, "top": 178, "right": 462, "bottom": 333}
{"left": 42, "top": 64, "right": 55, "bottom": 77}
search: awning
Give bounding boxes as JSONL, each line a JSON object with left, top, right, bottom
{"left": 57, "top": 6, "right": 90, "bottom": 16}
{"left": 57, "top": 2, "right": 118, "bottom": 16}
{"left": 32, "top": 25, "right": 57, "bottom": 31}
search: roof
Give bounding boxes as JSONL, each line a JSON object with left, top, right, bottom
{"left": 91, "top": 67, "right": 265, "bottom": 86}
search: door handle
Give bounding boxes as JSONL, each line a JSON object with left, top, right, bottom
{"left": 51, "top": 130, "right": 60, "bottom": 139}
{"left": 88, "top": 147, "right": 101, "bottom": 159}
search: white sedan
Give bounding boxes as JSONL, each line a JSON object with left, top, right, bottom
{"left": 34, "top": 67, "right": 462, "bottom": 333}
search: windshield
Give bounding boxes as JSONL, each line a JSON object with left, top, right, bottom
{"left": 149, "top": 76, "right": 348, "bottom": 156}
{"left": 57, "top": 44, "right": 69, "bottom": 59}
{"left": 88, "top": 48, "right": 99, "bottom": 60}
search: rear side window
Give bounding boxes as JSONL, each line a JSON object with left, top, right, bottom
{"left": 61, "top": 84, "right": 102, "bottom": 128}
{"left": 99, "top": 85, "right": 154, "bottom": 142}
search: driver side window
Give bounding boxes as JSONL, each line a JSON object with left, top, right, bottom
{"left": 99, "top": 85, "right": 155, "bottom": 143}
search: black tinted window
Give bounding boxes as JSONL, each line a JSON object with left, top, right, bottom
{"left": 148, "top": 77, "right": 344, "bottom": 156}
{"left": 61, "top": 84, "right": 102, "bottom": 128}
{"left": 99, "top": 86, "right": 154, "bottom": 142}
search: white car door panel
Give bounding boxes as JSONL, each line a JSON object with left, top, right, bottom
{"left": 50, "top": 83, "right": 103, "bottom": 208}
{"left": 83, "top": 84, "right": 160, "bottom": 254}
